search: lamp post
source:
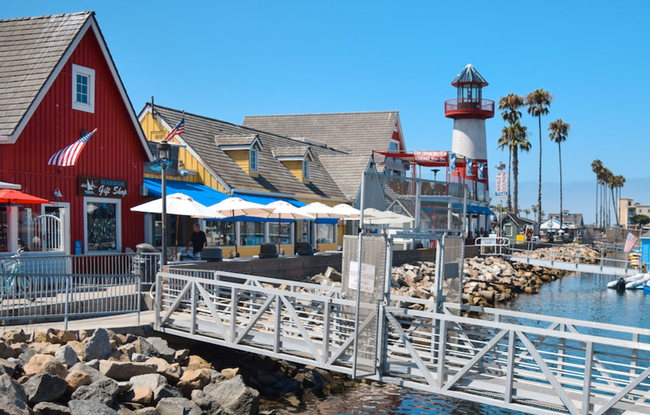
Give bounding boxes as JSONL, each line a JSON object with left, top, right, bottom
{"left": 157, "top": 141, "right": 172, "bottom": 266}
{"left": 431, "top": 169, "right": 440, "bottom": 181}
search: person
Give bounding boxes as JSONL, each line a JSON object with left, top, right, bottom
{"left": 184, "top": 224, "right": 207, "bottom": 260}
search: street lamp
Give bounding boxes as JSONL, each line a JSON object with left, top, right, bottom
{"left": 157, "top": 141, "right": 172, "bottom": 266}
{"left": 431, "top": 169, "right": 440, "bottom": 181}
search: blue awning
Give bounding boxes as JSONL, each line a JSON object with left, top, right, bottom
{"left": 452, "top": 203, "right": 495, "bottom": 216}
{"left": 143, "top": 178, "right": 230, "bottom": 206}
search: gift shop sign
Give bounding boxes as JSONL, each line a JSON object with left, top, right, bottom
{"left": 348, "top": 261, "right": 376, "bottom": 293}
{"left": 78, "top": 176, "right": 128, "bottom": 199}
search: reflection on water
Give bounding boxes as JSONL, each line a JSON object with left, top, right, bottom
{"left": 261, "top": 272, "right": 650, "bottom": 414}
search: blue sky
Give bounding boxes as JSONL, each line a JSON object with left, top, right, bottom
{"left": 3, "top": 1, "right": 649, "bottom": 223}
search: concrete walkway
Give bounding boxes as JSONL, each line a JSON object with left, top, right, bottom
{"left": 2, "top": 310, "right": 156, "bottom": 335}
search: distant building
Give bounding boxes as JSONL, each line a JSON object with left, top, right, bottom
{"left": 617, "top": 197, "right": 650, "bottom": 228}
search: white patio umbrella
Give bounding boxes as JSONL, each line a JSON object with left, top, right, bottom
{"left": 330, "top": 204, "right": 361, "bottom": 220}
{"left": 131, "top": 192, "right": 225, "bottom": 254}
{"left": 297, "top": 202, "right": 348, "bottom": 250}
{"left": 262, "top": 201, "right": 314, "bottom": 254}
{"left": 208, "top": 197, "right": 274, "bottom": 256}
{"left": 363, "top": 208, "right": 414, "bottom": 226}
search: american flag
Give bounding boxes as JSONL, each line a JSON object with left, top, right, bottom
{"left": 47, "top": 129, "right": 97, "bottom": 167}
{"left": 164, "top": 118, "right": 185, "bottom": 142}
{"left": 624, "top": 232, "right": 638, "bottom": 252}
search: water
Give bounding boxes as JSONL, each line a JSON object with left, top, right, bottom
{"left": 262, "top": 273, "right": 650, "bottom": 414}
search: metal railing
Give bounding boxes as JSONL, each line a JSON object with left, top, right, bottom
{"left": 384, "top": 297, "right": 650, "bottom": 415}
{"left": 474, "top": 236, "right": 510, "bottom": 256}
{"left": 0, "top": 252, "right": 153, "bottom": 328}
{"left": 154, "top": 270, "right": 377, "bottom": 373}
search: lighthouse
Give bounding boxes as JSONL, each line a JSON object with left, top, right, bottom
{"left": 445, "top": 64, "right": 494, "bottom": 163}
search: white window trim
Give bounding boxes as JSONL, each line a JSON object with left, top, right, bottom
{"left": 303, "top": 159, "right": 310, "bottom": 180}
{"left": 83, "top": 197, "right": 122, "bottom": 254}
{"left": 72, "top": 64, "right": 95, "bottom": 113}
{"left": 250, "top": 148, "right": 258, "bottom": 173}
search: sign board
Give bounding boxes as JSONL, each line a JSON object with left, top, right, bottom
{"left": 74, "top": 240, "right": 82, "bottom": 255}
{"left": 78, "top": 176, "right": 128, "bottom": 199}
{"left": 495, "top": 172, "right": 508, "bottom": 201}
{"left": 348, "top": 261, "right": 376, "bottom": 293}
{"left": 482, "top": 237, "right": 496, "bottom": 246}
{"left": 414, "top": 150, "right": 448, "bottom": 164}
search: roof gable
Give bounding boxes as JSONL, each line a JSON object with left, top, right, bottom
{"left": 0, "top": 12, "right": 153, "bottom": 160}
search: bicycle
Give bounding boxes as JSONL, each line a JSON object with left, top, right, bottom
{"left": 0, "top": 247, "right": 35, "bottom": 304}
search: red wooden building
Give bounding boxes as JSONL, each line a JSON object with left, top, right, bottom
{"left": 0, "top": 12, "right": 153, "bottom": 255}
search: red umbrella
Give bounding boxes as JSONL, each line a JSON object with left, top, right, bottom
{"left": 0, "top": 189, "right": 50, "bottom": 205}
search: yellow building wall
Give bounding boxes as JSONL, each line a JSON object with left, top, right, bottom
{"left": 281, "top": 160, "right": 305, "bottom": 183}
{"left": 225, "top": 150, "right": 252, "bottom": 175}
{"left": 140, "top": 112, "right": 227, "bottom": 193}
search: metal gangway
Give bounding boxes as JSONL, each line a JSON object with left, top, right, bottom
{"left": 507, "top": 245, "right": 640, "bottom": 277}
{"left": 153, "top": 172, "right": 650, "bottom": 415}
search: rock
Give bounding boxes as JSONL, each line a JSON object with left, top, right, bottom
{"left": 186, "top": 355, "right": 212, "bottom": 370}
{"left": 31, "top": 342, "right": 61, "bottom": 355}
{"left": 153, "top": 383, "right": 184, "bottom": 405}
{"left": 55, "top": 345, "right": 78, "bottom": 367}
{"left": 146, "top": 357, "right": 182, "bottom": 384}
{"left": 68, "top": 362, "right": 108, "bottom": 383}
{"left": 56, "top": 330, "right": 77, "bottom": 344}
{"left": 24, "top": 373, "right": 68, "bottom": 404}
{"left": 133, "top": 409, "right": 158, "bottom": 415}
{"left": 118, "top": 344, "right": 136, "bottom": 360}
{"left": 2, "top": 329, "right": 29, "bottom": 345}
{"left": 156, "top": 397, "right": 202, "bottom": 415}
{"left": 174, "top": 349, "right": 190, "bottom": 364}
{"left": 133, "top": 338, "right": 156, "bottom": 357}
{"left": 108, "top": 349, "right": 131, "bottom": 363}
{"left": 71, "top": 378, "right": 119, "bottom": 406}
{"left": 220, "top": 367, "right": 239, "bottom": 379}
{"left": 99, "top": 361, "right": 157, "bottom": 380}
{"left": 131, "top": 353, "right": 148, "bottom": 363}
{"left": 0, "top": 341, "right": 16, "bottom": 359}
{"left": 324, "top": 266, "right": 342, "bottom": 282}
{"left": 191, "top": 389, "right": 231, "bottom": 415}
{"left": 0, "top": 357, "right": 17, "bottom": 377}
{"left": 130, "top": 373, "right": 168, "bottom": 391}
{"left": 68, "top": 400, "right": 118, "bottom": 415}
{"left": 33, "top": 331, "right": 49, "bottom": 344}
{"left": 203, "top": 375, "right": 259, "bottom": 415}
{"left": 66, "top": 341, "right": 85, "bottom": 360}
{"left": 33, "top": 401, "right": 72, "bottom": 415}
{"left": 78, "top": 330, "right": 90, "bottom": 342}
{"left": 0, "top": 374, "right": 30, "bottom": 415}
{"left": 119, "top": 386, "right": 153, "bottom": 405}
{"left": 84, "top": 328, "right": 112, "bottom": 361}
{"left": 144, "top": 337, "right": 176, "bottom": 363}
{"left": 65, "top": 370, "right": 93, "bottom": 393}
{"left": 24, "top": 354, "right": 68, "bottom": 378}
{"left": 177, "top": 369, "right": 211, "bottom": 398}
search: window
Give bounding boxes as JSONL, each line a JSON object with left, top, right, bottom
{"left": 72, "top": 64, "right": 95, "bottom": 113}
{"left": 269, "top": 222, "right": 291, "bottom": 245}
{"left": 302, "top": 159, "right": 310, "bottom": 180}
{"left": 205, "top": 221, "right": 234, "bottom": 247}
{"left": 317, "top": 223, "right": 335, "bottom": 244}
{"left": 250, "top": 148, "right": 258, "bottom": 172}
{"left": 389, "top": 141, "right": 399, "bottom": 151}
{"left": 240, "top": 222, "right": 264, "bottom": 246}
{"left": 84, "top": 197, "right": 121, "bottom": 253}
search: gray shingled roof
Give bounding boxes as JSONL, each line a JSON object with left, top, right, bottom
{"left": 242, "top": 111, "right": 400, "bottom": 156}
{"left": 272, "top": 146, "right": 310, "bottom": 158}
{"left": 451, "top": 64, "right": 488, "bottom": 87}
{"left": 148, "top": 104, "right": 348, "bottom": 201}
{"left": 318, "top": 154, "right": 370, "bottom": 201}
{"left": 215, "top": 135, "right": 258, "bottom": 147}
{"left": 0, "top": 12, "right": 92, "bottom": 137}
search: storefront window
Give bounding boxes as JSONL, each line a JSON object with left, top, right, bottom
{"left": 296, "top": 220, "right": 310, "bottom": 243}
{"left": 316, "top": 223, "right": 335, "bottom": 244}
{"left": 85, "top": 198, "right": 120, "bottom": 252}
{"left": 206, "top": 221, "right": 234, "bottom": 247}
{"left": 240, "top": 222, "right": 264, "bottom": 246}
{"left": 269, "top": 222, "right": 291, "bottom": 245}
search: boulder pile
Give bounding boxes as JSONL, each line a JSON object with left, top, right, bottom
{"left": 0, "top": 326, "right": 342, "bottom": 415}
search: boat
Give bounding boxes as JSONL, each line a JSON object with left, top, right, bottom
{"left": 645, "top": 281, "right": 650, "bottom": 293}
{"left": 607, "top": 274, "right": 650, "bottom": 290}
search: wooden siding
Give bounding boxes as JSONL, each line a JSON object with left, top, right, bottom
{"left": 140, "top": 112, "right": 227, "bottom": 192}
{"left": 0, "top": 29, "right": 148, "bottom": 251}
{"left": 225, "top": 150, "right": 251, "bottom": 176}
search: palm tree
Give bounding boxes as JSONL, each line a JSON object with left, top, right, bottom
{"left": 598, "top": 167, "right": 612, "bottom": 227}
{"left": 526, "top": 89, "right": 554, "bottom": 230}
{"left": 497, "top": 94, "right": 525, "bottom": 214}
{"left": 505, "top": 121, "right": 531, "bottom": 215}
{"left": 497, "top": 133, "right": 513, "bottom": 212}
{"left": 548, "top": 119, "right": 570, "bottom": 229}
{"left": 531, "top": 205, "right": 538, "bottom": 222}
{"left": 591, "top": 160, "right": 603, "bottom": 226}
{"left": 523, "top": 208, "right": 531, "bottom": 218}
